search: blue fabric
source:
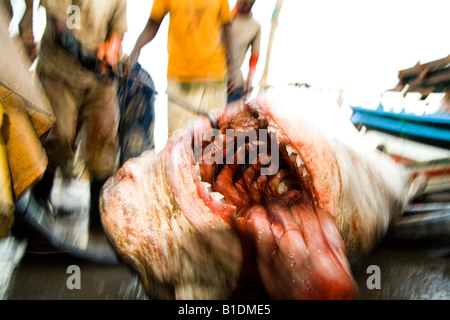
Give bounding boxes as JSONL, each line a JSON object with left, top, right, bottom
{"left": 350, "top": 106, "right": 450, "bottom": 143}
{"left": 227, "top": 86, "right": 245, "bottom": 103}
{"left": 117, "top": 63, "right": 158, "bottom": 164}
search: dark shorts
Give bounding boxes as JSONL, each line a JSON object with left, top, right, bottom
{"left": 227, "top": 86, "right": 245, "bottom": 104}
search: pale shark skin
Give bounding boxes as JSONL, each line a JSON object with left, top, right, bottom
{"left": 100, "top": 130, "right": 243, "bottom": 300}
{"left": 100, "top": 89, "right": 417, "bottom": 299}
{"left": 253, "top": 90, "right": 414, "bottom": 265}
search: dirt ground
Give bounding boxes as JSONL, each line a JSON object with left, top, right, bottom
{"left": 1, "top": 233, "right": 448, "bottom": 300}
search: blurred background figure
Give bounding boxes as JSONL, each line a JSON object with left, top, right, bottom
{"left": 126, "top": 0, "right": 238, "bottom": 136}
{"left": 17, "top": 0, "right": 38, "bottom": 63}
{"left": 0, "top": 0, "right": 55, "bottom": 239}
{"left": 228, "top": 0, "right": 261, "bottom": 103}
{"left": 18, "top": 0, "right": 127, "bottom": 249}
{"left": 1, "top": 0, "right": 12, "bottom": 20}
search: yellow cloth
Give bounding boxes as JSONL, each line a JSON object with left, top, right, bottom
{"left": 0, "top": 86, "right": 49, "bottom": 200}
{"left": 167, "top": 80, "right": 226, "bottom": 136}
{"left": 0, "top": 99, "right": 14, "bottom": 239}
{"left": 150, "top": 0, "right": 231, "bottom": 82}
{"left": 0, "top": 3, "right": 56, "bottom": 238}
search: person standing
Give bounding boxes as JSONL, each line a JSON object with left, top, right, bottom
{"left": 228, "top": 0, "right": 261, "bottom": 103}
{"left": 126, "top": 0, "right": 238, "bottom": 136}
{"left": 19, "top": 0, "right": 127, "bottom": 243}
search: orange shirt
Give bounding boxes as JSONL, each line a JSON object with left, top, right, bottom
{"left": 150, "top": 0, "right": 231, "bottom": 82}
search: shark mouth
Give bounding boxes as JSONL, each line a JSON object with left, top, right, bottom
{"left": 100, "top": 97, "right": 365, "bottom": 300}
{"left": 181, "top": 101, "right": 358, "bottom": 299}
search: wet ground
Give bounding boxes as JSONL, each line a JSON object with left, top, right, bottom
{"left": 2, "top": 180, "right": 449, "bottom": 300}
{"left": 1, "top": 233, "right": 448, "bottom": 300}
{"left": 352, "top": 242, "right": 449, "bottom": 300}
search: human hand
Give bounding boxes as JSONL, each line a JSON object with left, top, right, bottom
{"left": 98, "top": 32, "right": 123, "bottom": 76}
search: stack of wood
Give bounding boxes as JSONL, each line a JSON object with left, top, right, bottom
{"left": 391, "top": 55, "right": 450, "bottom": 112}
{"left": 393, "top": 55, "right": 450, "bottom": 97}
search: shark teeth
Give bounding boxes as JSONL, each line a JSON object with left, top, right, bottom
{"left": 267, "top": 124, "right": 280, "bottom": 137}
{"left": 277, "top": 182, "right": 288, "bottom": 195}
{"left": 202, "top": 181, "right": 212, "bottom": 188}
{"left": 249, "top": 140, "right": 266, "bottom": 147}
{"left": 285, "top": 144, "right": 308, "bottom": 177}
{"left": 195, "top": 168, "right": 225, "bottom": 203}
{"left": 296, "top": 155, "right": 304, "bottom": 168}
{"left": 210, "top": 192, "right": 225, "bottom": 201}
{"left": 285, "top": 144, "right": 305, "bottom": 168}
{"left": 286, "top": 145, "right": 297, "bottom": 156}
{"left": 302, "top": 167, "right": 309, "bottom": 177}
{"left": 194, "top": 163, "right": 200, "bottom": 174}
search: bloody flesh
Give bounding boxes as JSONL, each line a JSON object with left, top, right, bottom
{"left": 195, "top": 104, "right": 358, "bottom": 299}
{"left": 100, "top": 94, "right": 415, "bottom": 300}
